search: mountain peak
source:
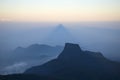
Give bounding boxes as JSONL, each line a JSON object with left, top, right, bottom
{"left": 58, "top": 43, "right": 82, "bottom": 60}
{"left": 64, "top": 43, "right": 81, "bottom": 51}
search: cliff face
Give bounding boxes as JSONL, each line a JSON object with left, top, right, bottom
{"left": 24, "top": 43, "right": 120, "bottom": 80}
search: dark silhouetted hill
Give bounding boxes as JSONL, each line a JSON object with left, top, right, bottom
{"left": 1, "top": 43, "right": 120, "bottom": 80}
{"left": 24, "top": 43, "right": 120, "bottom": 80}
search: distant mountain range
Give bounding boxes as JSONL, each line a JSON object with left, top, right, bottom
{"left": 12, "top": 44, "right": 63, "bottom": 61}
{"left": 0, "top": 44, "right": 63, "bottom": 75}
{"left": 1, "top": 43, "right": 120, "bottom": 80}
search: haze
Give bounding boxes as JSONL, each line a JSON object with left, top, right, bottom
{"left": 0, "top": 22, "right": 120, "bottom": 60}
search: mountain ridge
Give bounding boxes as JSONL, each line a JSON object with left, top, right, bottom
{"left": 24, "top": 43, "right": 120, "bottom": 80}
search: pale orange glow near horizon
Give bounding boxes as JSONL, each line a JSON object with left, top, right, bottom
{"left": 0, "top": 0, "right": 120, "bottom": 22}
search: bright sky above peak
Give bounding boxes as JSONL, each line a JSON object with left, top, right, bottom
{"left": 0, "top": 0, "right": 120, "bottom": 22}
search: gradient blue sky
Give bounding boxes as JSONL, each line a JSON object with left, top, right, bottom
{"left": 0, "top": 0, "right": 120, "bottom": 22}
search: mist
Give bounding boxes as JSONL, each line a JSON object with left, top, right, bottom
{"left": 0, "top": 21, "right": 120, "bottom": 74}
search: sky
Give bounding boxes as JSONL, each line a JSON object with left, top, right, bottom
{"left": 0, "top": 0, "right": 120, "bottom": 22}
